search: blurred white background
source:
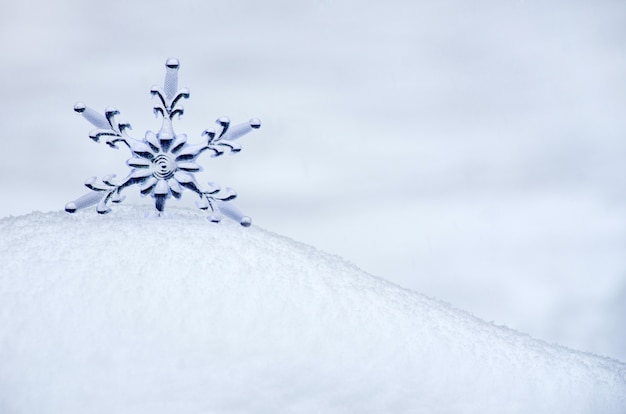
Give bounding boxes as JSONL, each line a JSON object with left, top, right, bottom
{"left": 1, "top": 0, "right": 625, "bottom": 360}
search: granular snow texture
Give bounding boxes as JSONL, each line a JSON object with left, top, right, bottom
{"left": 0, "top": 207, "right": 624, "bottom": 413}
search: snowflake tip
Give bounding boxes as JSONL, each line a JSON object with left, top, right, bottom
{"left": 217, "top": 117, "right": 230, "bottom": 128}
{"left": 202, "top": 128, "right": 216, "bottom": 142}
{"left": 250, "top": 118, "right": 261, "bottom": 129}
{"left": 166, "top": 58, "right": 180, "bottom": 69}
{"left": 74, "top": 102, "right": 86, "bottom": 113}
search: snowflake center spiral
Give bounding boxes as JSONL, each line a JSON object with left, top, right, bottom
{"left": 151, "top": 154, "right": 176, "bottom": 179}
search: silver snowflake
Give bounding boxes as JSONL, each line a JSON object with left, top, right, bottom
{"left": 65, "top": 58, "right": 261, "bottom": 226}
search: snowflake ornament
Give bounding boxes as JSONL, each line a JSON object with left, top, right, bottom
{"left": 65, "top": 58, "right": 261, "bottom": 226}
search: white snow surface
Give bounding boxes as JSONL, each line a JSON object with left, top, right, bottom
{"left": 0, "top": 207, "right": 625, "bottom": 414}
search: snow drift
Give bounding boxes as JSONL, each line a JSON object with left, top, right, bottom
{"left": 0, "top": 207, "right": 624, "bottom": 413}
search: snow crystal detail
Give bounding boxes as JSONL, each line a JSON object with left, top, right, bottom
{"left": 65, "top": 58, "right": 261, "bottom": 226}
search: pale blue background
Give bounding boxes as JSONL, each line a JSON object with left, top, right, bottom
{"left": 1, "top": 0, "right": 625, "bottom": 360}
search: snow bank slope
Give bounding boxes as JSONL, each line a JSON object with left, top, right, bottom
{"left": 0, "top": 207, "right": 624, "bottom": 414}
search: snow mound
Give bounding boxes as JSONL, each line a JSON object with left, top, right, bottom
{"left": 0, "top": 207, "right": 624, "bottom": 414}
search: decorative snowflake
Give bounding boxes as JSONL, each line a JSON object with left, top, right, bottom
{"left": 65, "top": 58, "right": 261, "bottom": 226}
